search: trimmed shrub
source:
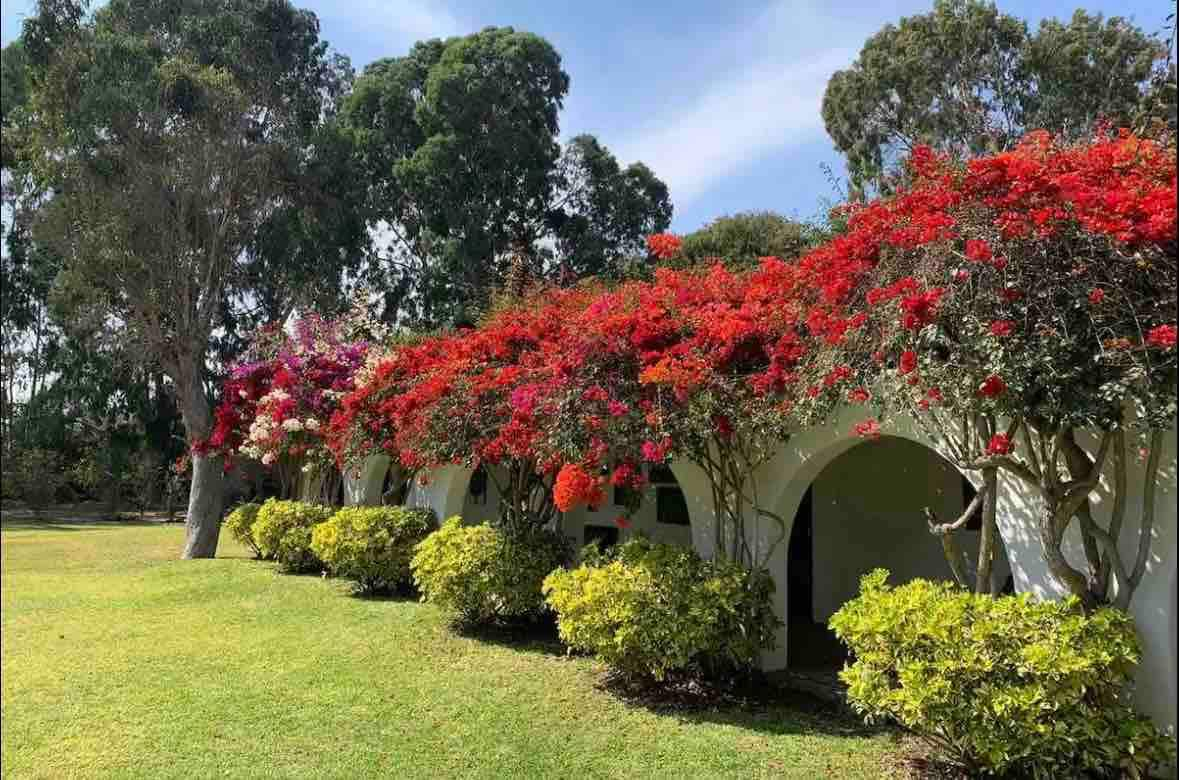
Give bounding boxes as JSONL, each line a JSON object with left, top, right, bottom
{"left": 410, "top": 517, "right": 570, "bottom": 627}
{"left": 830, "top": 570, "right": 1175, "bottom": 779}
{"left": 223, "top": 502, "right": 263, "bottom": 558}
{"left": 543, "top": 538, "right": 779, "bottom": 682}
{"left": 251, "top": 499, "right": 334, "bottom": 573}
{"left": 311, "top": 506, "right": 436, "bottom": 594}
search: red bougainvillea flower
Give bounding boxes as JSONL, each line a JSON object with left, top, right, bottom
{"left": 964, "top": 239, "right": 993, "bottom": 263}
{"left": 848, "top": 388, "right": 871, "bottom": 404}
{"left": 1089, "top": 288, "right": 1106, "bottom": 305}
{"left": 614, "top": 515, "right": 632, "bottom": 530}
{"left": 853, "top": 420, "right": 882, "bottom": 439}
{"left": 987, "top": 433, "right": 1014, "bottom": 455}
{"left": 553, "top": 463, "right": 605, "bottom": 513}
{"left": 990, "top": 320, "right": 1015, "bottom": 338}
{"left": 978, "top": 375, "right": 1008, "bottom": 398}
{"left": 646, "top": 233, "right": 683, "bottom": 260}
{"left": 641, "top": 438, "right": 673, "bottom": 463}
{"left": 953, "top": 269, "right": 971, "bottom": 282}
{"left": 1146, "top": 324, "right": 1177, "bottom": 349}
{"left": 900, "top": 289, "right": 944, "bottom": 330}
{"left": 899, "top": 350, "right": 918, "bottom": 375}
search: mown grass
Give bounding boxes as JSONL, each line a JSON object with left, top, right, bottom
{"left": 1, "top": 519, "right": 904, "bottom": 779}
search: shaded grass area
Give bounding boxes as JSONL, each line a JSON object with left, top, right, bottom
{"left": 1, "top": 520, "right": 906, "bottom": 779}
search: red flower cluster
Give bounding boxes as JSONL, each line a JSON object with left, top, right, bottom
{"left": 986, "top": 434, "right": 1014, "bottom": 455}
{"left": 853, "top": 420, "right": 882, "bottom": 439}
{"left": 989, "top": 320, "right": 1015, "bottom": 338}
{"left": 646, "top": 233, "right": 683, "bottom": 260}
{"left": 553, "top": 463, "right": 605, "bottom": 513}
{"left": 978, "top": 375, "right": 1008, "bottom": 398}
{"left": 1146, "top": 325, "right": 1177, "bottom": 350}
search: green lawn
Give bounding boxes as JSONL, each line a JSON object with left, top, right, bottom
{"left": 1, "top": 520, "right": 903, "bottom": 779}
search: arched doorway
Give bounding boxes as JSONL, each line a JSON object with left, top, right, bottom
{"left": 785, "top": 435, "right": 1012, "bottom": 672}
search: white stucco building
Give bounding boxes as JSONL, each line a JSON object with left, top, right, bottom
{"left": 348, "top": 410, "right": 1178, "bottom": 743}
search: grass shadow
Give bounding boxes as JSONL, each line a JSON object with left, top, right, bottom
{"left": 0, "top": 518, "right": 167, "bottom": 532}
{"left": 452, "top": 615, "right": 567, "bottom": 658}
{"left": 596, "top": 670, "right": 897, "bottom": 743}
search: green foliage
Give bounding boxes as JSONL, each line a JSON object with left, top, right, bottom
{"left": 223, "top": 502, "right": 262, "bottom": 559}
{"left": 410, "top": 517, "right": 570, "bottom": 626}
{"left": 830, "top": 570, "right": 1175, "bottom": 778}
{"left": 311, "top": 505, "right": 436, "bottom": 594}
{"left": 678, "top": 211, "right": 813, "bottom": 269}
{"left": 342, "top": 28, "right": 670, "bottom": 326}
{"left": 251, "top": 499, "right": 334, "bottom": 573}
{"left": 1, "top": 448, "right": 67, "bottom": 514}
{"left": 822, "top": 0, "right": 1168, "bottom": 192}
{"left": 543, "top": 538, "right": 779, "bottom": 682}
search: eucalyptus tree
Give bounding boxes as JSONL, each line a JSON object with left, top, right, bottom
{"left": 21, "top": 0, "right": 365, "bottom": 557}
{"left": 343, "top": 27, "right": 671, "bottom": 327}
{"left": 822, "top": 0, "right": 1169, "bottom": 193}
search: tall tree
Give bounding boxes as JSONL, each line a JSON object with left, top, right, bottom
{"left": 677, "top": 212, "right": 813, "bottom": 270}
{"left": 343, "top": 28, "right": 671, "bottom": 327}
{"left": 22, "top": 0, "right": 363, "bottom": 557}
{"left": 822, "top": 0, "right": 1169, "bottom": 192}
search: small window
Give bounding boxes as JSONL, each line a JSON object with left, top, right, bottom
{"left": 584, "top": 524, "right": 619, "bottom": 549}
{"left": 613, "top": 483, "right": 636, "bottom": 507}
{"left": 469, "top": 467, "right": 488, "bottom": 506}
{"left": 657, "top": 486, "right": 690, "bottom": 526}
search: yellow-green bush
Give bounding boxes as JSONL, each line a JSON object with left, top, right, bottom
{"left": 311, "top": 506, "right": 436, "bottom": 594}
{"left": 223, "top": 502, "right": 263, "bottom": 558}
{"left": 410, "top": 517, "right": 570, "bottom": 627}
{"left": 543, "top": 538, "right": 779, "bottom": 682}
{"left": 830, "top": 569, "right": 1175, "bottom": 778}
{"left": 251, "top": 499, "right": 334, "bottom": 573}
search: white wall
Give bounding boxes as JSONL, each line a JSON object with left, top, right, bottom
{"left": 558, "top": 466, "right": 693, "bottom": 549}
{"left": 403, "top": 416, "right": 1178, "bottom": 746}
{"left": 810, "top": 437, "right": 1011, "bottom": 620}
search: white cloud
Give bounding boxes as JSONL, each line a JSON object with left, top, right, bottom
{"left": 310, "top": 0, "right": 463, "bottom": 49}
{"left": 371, "top": 0, "right": 463, "bottom": 41}
{"left": 614, "top": 47, "right": 854, "bottom": 206}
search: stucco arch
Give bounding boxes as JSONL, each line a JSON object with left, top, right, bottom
{"left": 405, "top": 463, "right": 474, "bottom": 522}
{"left": 743, "top": 407, "right": 1029, "bottom": 670}
{"left": 342, "top": 454, "right": 392, "bottom": 506}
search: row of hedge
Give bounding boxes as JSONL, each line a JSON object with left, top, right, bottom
{"left": 224, "top": 499, "right": 436, "bottom": 593}
{"left": 222, "top": 501, "right": 1174, "bottom": 778}
{"left": 222, "top": 502, "right": 780, "bottom": 682}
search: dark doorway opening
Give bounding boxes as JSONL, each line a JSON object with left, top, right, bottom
{"left": 787, "top": 487, "right": 813, "bottom": 622}
{"left": 786, "top": 485, "right": 847, "bottom": 671}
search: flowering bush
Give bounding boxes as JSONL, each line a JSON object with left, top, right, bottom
{"left": 251, "top": 499, "right": 334, "bottom": 573}
{"left": 831, "top": 570, "right": 1175, "bottom": 778}
{"left": 204, "top": 313, "right": 372, "bottom": 502}
{"left": 310, "top": 506, "right": 436, "bottom": 594}
{"left": 330, "top": 288, "right": 602, "bottom": 533}
{"left": 796, "top": 131, "right": 1177, "bottom": 608}
{"left": 410, "top": 517, "right": 571, "bottom": 627}
{"left": 223, "top": 502, "right": 263, "bottom": 558}
{"left": 543, "top": 538, "right": 779, "bottom": 682}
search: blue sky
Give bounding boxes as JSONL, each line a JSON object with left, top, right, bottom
{"left": 2, "top": 0, "right": 1170, "bottom": 233}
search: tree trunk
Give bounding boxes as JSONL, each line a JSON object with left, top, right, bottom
{"left": 1038, "top": 501, "right": 1093, "bottom": 608}
{"left": 174, "top": 350, "right": 224, "bottom": 559}
{"left": 183, "top": 452, "right": 224, "bottom": 558}
{"left": 975, "top": 467, "right": 998, "bottom": 594}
